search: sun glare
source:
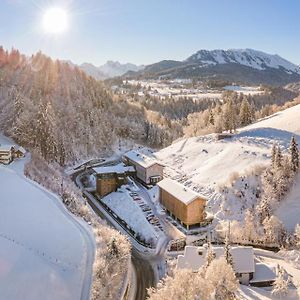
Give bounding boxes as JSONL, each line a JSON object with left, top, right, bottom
{"left": 42, "top": 7, "right": 68, "bottom": 34}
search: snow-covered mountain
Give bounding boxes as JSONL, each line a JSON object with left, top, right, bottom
{"left": 187, "top": 49, "right": 300, "bottom": 74}
{"left": 79, "top": 61, "right": 144, "bottom": 80}
{"left": 127, "top": 49, "right": 300, "bottom": 85}
{"left": 98, "top": 60, "right": 144, "bottom": 78}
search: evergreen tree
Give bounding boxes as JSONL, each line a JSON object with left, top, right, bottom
{"left": 208, "top": 109, "right": 214, "bottom": 126}
{"left": 224, "top": 235, "right": 234, "bottom": 266}
{"left": 239, "top": 98, "right": 252, "bottom": 126}
{"left": 271, "top": 143, "right": 277, "bottom": 168}
{"left": 289, "top": 135, "right": 299, "bottom": 173}
{"left": 272, "top": 265, "right": 289, "bottom": 298}
{"left": 205, "top": 242, "right": 216, "bottom": 268}
{"left": 275, "top": 146, "right": 283, "bottom": 169}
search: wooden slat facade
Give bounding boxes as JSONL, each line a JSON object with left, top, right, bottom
{"left": 159, "top": 189, "right": 206, "bottom": 226}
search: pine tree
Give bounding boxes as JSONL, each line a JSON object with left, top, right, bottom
{"left": 224, "top": 235, "right": 234, "bottom": 266}
{"left": 275, "top": 146, "right": 283, "bottom": 169}
{"left": 208, "top": 109, "right": 214, "bottom": 126}
{"left": 205, "top": 242, "right": 216, "bottom": 268}
{"left": 289, "top": 135, "right": 299, "bottom": 173}
{"left": 271, "top": 143, "right": 277, "bottom": 168}
{"left": 239, "top": 98, "right": 252, "bottom": 126}
{"left": 272, "top": 265, "right": 289, "bottom": 298}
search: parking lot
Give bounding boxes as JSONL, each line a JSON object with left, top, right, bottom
{"left": 128, "top": 191, "right": 165, "bottom": 234}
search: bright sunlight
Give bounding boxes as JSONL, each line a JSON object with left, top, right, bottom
{"left": 42, "top": 7, "right": 68, "bottom": 34}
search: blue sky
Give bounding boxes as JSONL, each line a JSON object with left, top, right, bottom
{"left": 0, "top": 0, "right": 299, "bottom": 65}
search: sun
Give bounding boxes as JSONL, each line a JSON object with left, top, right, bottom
{"left": 42, "top": 7, "right": 69, "bottom": 34}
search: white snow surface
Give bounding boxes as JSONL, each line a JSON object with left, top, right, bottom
{"left": 0, "top": 134, "right": 91, "bottom": 300}
{"left": 102, "top": 187, "right": 158, "bottom": 242}
{"left": 156, "top": 104, "right": 300, "bottom": 228}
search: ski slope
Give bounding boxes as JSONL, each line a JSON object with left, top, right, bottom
{"left": 0, "top": 134, "right": 94, "bottom": 300}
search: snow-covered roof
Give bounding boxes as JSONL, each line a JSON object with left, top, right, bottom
{"left": 93, "top": 163, "right": 135, "bottom": 175}
{"left": 177, "top": 245, "right": 255, "bottom": 274}
{"left": 0, "top": 145, "right": 14, "bottom": 152}
{"left": 157, "top": 178, "right": 206, "bottom": 205}
{"left": 250, "top": 263, "right": 276, "bottom": 283}
{"left": 123, "top": 150, "right": 164, "bottom": 168}
{"left": 16, "top": 146, "right": 26, "bottom": 153}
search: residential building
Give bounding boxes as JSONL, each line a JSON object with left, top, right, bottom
{"left": 122, "top": 150, "right": 164, "bottom": 185}
{"left": 177, "top": 245, "right": 255, "bottom": 285}
{"left": 0, "top": 145, "right": 14, "bottom": 165}
{"left": 157, "top": 178, "right": 207, "bottom": 229}
{"left": 93, "top": 163, "right": 136, "bottom": 197}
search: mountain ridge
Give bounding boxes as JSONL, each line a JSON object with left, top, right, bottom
{"left": 79, "top": 60, "right": 144, "bottom": 80}
{"left": 124, "top": 48, "right": 300, "bottom": 85}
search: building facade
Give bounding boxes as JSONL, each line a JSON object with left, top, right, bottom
{"left": 123, "top": 150, "right": 164, "bottom": 185}
{"left": 157, "top": 178, "right": 206, "bottom": 229}
{"left": 93, "top": 164, "right": 136, "bottom": 197}
{"left": 0, "top": 145, "right": 14, "bottom": 165}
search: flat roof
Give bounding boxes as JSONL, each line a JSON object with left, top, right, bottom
{"left": 157, "top": 178, "right": 206, "bottom": 205}
{"left": 123, "top": 150, "right": 164, "bottom": 168}
{"left": 93, "top": 163, "right": 135, "bottom": 175}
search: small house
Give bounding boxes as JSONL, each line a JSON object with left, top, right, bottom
{"left": 122, "top": 150, "right": 164, "bottom": 185}
{"left": 13, "top": 146, "right": 26, "bottom": 158}
{"left": 0, "top": 145, "right": 14, "bottom": 165}
{"left": 93, "top": 163, "right": 136, "bottom": 197}
{"left": 177, "top": 245, "right": 255, "bottom": 285}
{"left": 157, "top": 178, "right": 207, "bottom": 229}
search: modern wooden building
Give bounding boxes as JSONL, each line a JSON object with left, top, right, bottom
{"left": 157, "top": 178, "right": 207, "bottom": 229}
{"left": 123, "top": 150, "right": 164, "bottom": 185}
{"left": 93, "top": 163, "right": 136, "bottom": 197}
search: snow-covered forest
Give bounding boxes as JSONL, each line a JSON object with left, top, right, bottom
{"left": 0, "top": 47, "right": 298, "bottom": 166}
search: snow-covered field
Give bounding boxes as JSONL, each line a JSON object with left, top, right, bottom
{"left": 155, "top": 104, "right": 300, "bottom": 228}
{"left": 0, "top": 134, "right": 93, "bottom": 300}
{"left": 102, "top": 186, "right": 159, "bottom": 242}
{"left": 224, "top": 85, "right": 264, "bottom": 95}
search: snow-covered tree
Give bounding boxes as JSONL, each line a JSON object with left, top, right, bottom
{"left": 272, "top": 265, "right": 289, "bottom": 298}
{"left": 289, "top": 135, "right": 299, "bottom": 173}
{"left": 271, "top": 143, "right": 277, "bottom": 168}
{"left": 224, "top": 235, "right": 234, "bottom": 266}
{"left": 205, "top": 257, "right": 238, "bottom": 300}
{"left": 239, "top": 98, "right": 252, "bottom": 126}
{"left": 294, "top": 224, "right": 300, "bottom": 249}
{"left": 263, "top": 215, "right": 285, "bottom": 245}
{"left": 205, "top": 242, "right": 216, "bottom": 268}
{"left": 275, "top": 146, "right": 283, "bottom": 169}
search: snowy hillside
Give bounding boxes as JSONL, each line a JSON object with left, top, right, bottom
{"left": 157, "top": 104, "right": 300, "bottom": 187}
{"left": 155, "top": 104, "right": 300, "bottom": 228}
{"left": 0, "top": 135, "right": 94, "bottom": 300}
{"left": 187, "top": 49, "right": 300, "bottom": 75}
